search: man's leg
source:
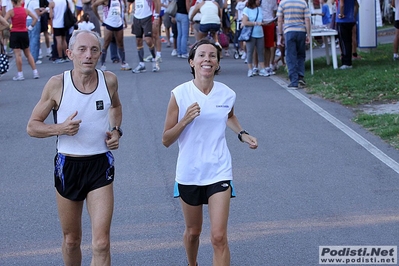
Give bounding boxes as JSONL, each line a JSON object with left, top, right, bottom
{"left": 297, "top": 31, "right": 307, "bottom": 80}
{"left": 86, "top": 184, "right": 114, "bottom": 266}
{"left": 56, "top": 191, "right": 84, "bottom": 266}
{"left": 55, "top": 35, "right": 66, "bottom": 59}
{"left": 180, "top": 199, "right": 202, "bottom": 266}
{"left": 208, "top": 189, "right": 231, "bottom": 266}
{"left": 285, "top": 31, "right": 298, "bottom": 86}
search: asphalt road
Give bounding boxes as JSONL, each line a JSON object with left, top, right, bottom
{"left": 1, "top": 31, "right": 399, "bottom": 265}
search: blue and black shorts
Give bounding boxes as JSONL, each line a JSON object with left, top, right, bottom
{"left": 54, "top": 152, "right": 114, "bottom": 201}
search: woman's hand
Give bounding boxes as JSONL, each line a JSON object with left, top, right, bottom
{"left": 182, "top": 102, "right": 201, "bottom": 126}
{"left": 242, "top": 134, "right": 258, "bottom": 149}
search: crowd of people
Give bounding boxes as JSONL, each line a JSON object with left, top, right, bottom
{"left": 0, "top": 0, "right": 287, "bottom": 82}
{"left": 1, "top": 0, "right": 389, "bottom": 85}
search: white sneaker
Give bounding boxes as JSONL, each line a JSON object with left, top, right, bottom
{"left": 13, "top": 75, "right": 25, "bottom": 81}
{"left": 339, "top": 65, "right": 352, "bottom": 70}
{"left": 241, "top": 52, "right": 246, "bottom": 60}
{"left": 252, "top": 67, "right": 259, "bottom": 76}
{"left": 171, "top": 49, "right": 177, "bottom": 56}
{"left": 46, "top": 48, "right": 52, "bottom": 57}
{"left": 33, "top": 70, "right": 40, "bottom": 79}
{"left": 120, "top": 63, "right": 132, "bottom": 71}
{"left": 132, "top": 64, "right": 146, "bottom": 73}
{"left": 259, "top": 68, "right": 270, "bottom": 77}
{"left": 155, "top": 56, "right": 162, "bottom": 63}
{"left": 265, "top": 67, "right": 275, "bottom": 75}
{"left": 247, "top": 69, "right": 253, "bottom": 77}
{"left": 152, "top": 61, "right": 160, "bottom": 72}
{"left": 36, "top": 60, "right": 42, "bottom": 65}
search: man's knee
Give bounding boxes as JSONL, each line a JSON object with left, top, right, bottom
{"left": 64, "top": 234, "right": 82, "bottom": 251}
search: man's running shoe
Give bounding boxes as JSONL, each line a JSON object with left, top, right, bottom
{"left": 121, "top": 63, "right": 132, "bottom": 71}
{"left": 53, "top": 58, "right": 65, "bottom": 64}
{"left": 132, "top": 64, "right": 146, "bottom": 73}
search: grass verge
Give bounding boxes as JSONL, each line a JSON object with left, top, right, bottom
{"left": 276, "top": 43, "right": 399, "bottom": 149}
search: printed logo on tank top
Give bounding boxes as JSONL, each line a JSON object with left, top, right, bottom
{"left": 96, "top": 100, "right": 104, "bottom": 110}
{"left": 216, "top": 105, "right": 230, "bottom": 108}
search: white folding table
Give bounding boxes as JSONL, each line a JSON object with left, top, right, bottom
{"left": 309, "top": 29, "right": 338, "bottom": 75}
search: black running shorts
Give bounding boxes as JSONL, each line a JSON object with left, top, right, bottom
{"left": 174, "top": 180, "right": 235, "bottom": 206}
{"left": 54, "top": 152, "right": 114, "bottom": 201}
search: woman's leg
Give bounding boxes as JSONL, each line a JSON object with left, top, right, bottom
{"left": 208, "top": 188, "right": 231, "bottom": 266}
{"left": 180, "top": 199, "right": 203, "bottom": 266}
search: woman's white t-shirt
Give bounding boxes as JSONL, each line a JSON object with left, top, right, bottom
{"left": 172, "top": 80, "right": 236, "bottom": 186}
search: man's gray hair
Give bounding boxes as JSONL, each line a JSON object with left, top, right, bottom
{"left": 68, "top": 30, "right": 103, "bottom": 50}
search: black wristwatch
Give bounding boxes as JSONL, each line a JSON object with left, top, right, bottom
{"left": 111, "top": 126, "right": 123, "bottom": 137}
{"left": 238, "top": 130, "right": 249, "bottom": 142}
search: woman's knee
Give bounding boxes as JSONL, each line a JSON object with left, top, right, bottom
{"left": 210, "top": 230, "right": 227, "bottom": 247}
{"left": 185, "top": 226, "right": 202, "bottom": 241}
{"left": 92, "top": 237, "right": 110, "bottom": 254}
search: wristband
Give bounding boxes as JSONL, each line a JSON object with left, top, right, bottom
{"left": 238, "top": 130, "right": 249, "bottom": 142}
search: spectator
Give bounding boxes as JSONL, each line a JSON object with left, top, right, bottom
{"left": 260, "top": 0, "right": 277, "bottom": 74}
{"left": 242, "top": 0, "right": 268, "bottom": 77}
{"left": 25, "top": 0, "right": 46, "bottom": 64}
{"left": 1, "top": 0, "right": 13, "bottom": 57}
{"left": 175, "top": 0, "right": 190, "bottom": 58}
{"left": 277, "top": 0, "right": 310, "bottom": 88}
{"left": 131, "top": 0, "right": 161, "bottom": 73}
{"left": 78, "top": 12, "right": 95, "bottom": 31}
{"left": 92, "top": 0, "right": 132, "bottom": 71}
{"left": 336, "top": 0, "right": 359, "bottom": 69}
{"left": 4, "top": 0, "right": 39, "bottom": 80}
{"left": 314, "top": 0, "right": 331, "bottom": 48}
{"left": 39, "top": 0, "right": 52, "bottom": 58}
{"left": 49, "top": 0, "right": 71, "bottom": 63}
{"left": 234, "top": 0, "right": 247, "bottom": 59}
{"left": 82, "top": 0, "right": 102, "bottom": 35}
{"left": 189, "top": 0, "right": 221, "bottom": 45}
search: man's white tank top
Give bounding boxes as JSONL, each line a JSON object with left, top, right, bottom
{"left": 55, "top": 70, "right": 111, "bottom": 156}
{"left": 172, "top": 80, "right": 236, "bottom": 186}
{"left": 134, "top": 0, "right": 153, "bottom": 19}
{"left": 52, "top": 0, "right": 67, "bottom": 28}
{"left": 103, "top": 0, "right": 123, "bottom": 28}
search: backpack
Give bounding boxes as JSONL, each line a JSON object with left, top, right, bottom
{"left": 64, "top": 0, "right": 77, "bottom": 29}
{"left": 218, "top": 31, "right": 229, "bottom": 48}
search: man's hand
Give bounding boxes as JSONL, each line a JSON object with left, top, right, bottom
{"left": 105, "top": 131, "right": 120, "bottom": 150}
{"left": 62, "top": 111, "right": 82, "bottom": 136}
